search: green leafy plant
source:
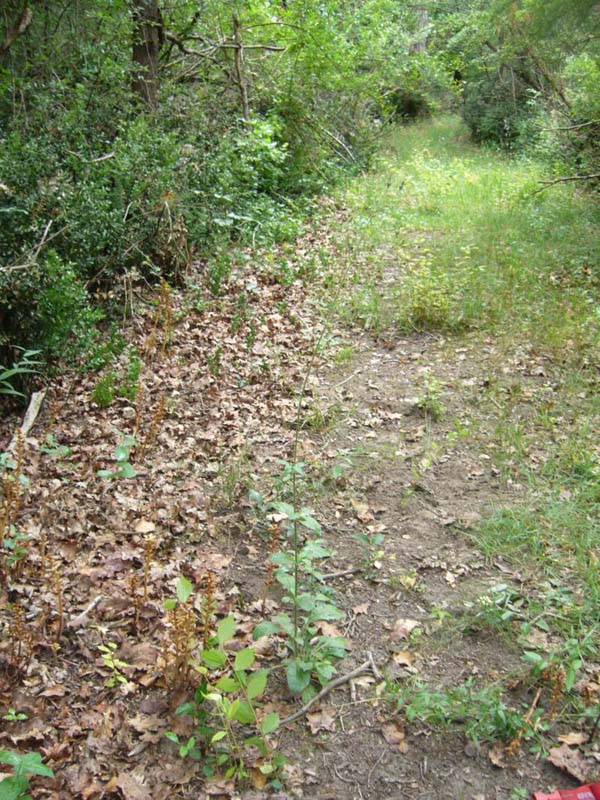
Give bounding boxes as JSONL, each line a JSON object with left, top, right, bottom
{"left": 167, "top": 614, "right": 282, "bottom": 782}
{"left": 354, "top": 530, "right": 385, "bottom": 578}
{"left": 253, "top": 502, "right": 348, "bottom": 701}
{"left": 395, "top": 678, "right": 545, "bottom": 746}
{"left": 97, "top": 435, "right": 137, "bottom": 480}
{"left": 40, "top": 434, "right": 71, "bottom": 459}
{"left": 0, "top": 749, "right": 54, "bottom": 800}
{"left": 0, "top": 351, "right": 40, "bottom": 398}
{"left": 91, "top": 373, "right": 115, "bottom": 408}
{"left": 416, "top": 373, "right": 445, "bottom": 422}
{"left": 2, "top": 529, "right": 30, "bottom": 568}
{"left": 98, "top": 642, "right": 129, "bottom": 688}
{"left": 207, "top": 347, "right": 222, "bottom": 378}
{"left": 2, "top": 709, "right": 27, "bottom": 723}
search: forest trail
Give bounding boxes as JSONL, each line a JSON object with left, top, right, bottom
{"left": 2, "top": 118, "right": 599, "bottom": 799}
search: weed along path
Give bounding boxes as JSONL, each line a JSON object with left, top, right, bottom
{"left": 2, "top": 118, "right": 600, "bottom": 800}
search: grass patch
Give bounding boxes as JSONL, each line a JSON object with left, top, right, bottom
{"left": 327, "top": 116, "right": 600, "bottom": 356}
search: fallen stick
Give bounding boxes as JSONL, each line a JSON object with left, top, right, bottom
{"left": 280, "top": 651, "right": 381, "bottom": 726}
{"left": 8, "top": 389, "right": 47, "bottom": 451}
{"left": 333, "top": 368, "right": 362, "bottom": 390}
{"left": 322, "top": 567, "right": 361, "bottom": 581}
{"left": 67, "top": 595, "right": 104, "bottom": 630}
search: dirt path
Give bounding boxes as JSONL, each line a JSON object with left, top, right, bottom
{"left": 270, "top": 327, "right": 562, "bottom": 800}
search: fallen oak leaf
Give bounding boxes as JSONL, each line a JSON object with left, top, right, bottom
{"left": 134, "top": 519, "right": 155, "bottom": 534}
{"left": 306, "top": 706, "right": 337, "bottom": 734}
{"left": 392, "top": 651, "right": 416, "bottom": 667}
{"left": 115, "top": 771, "right": 149, "bottom": 800}
{"left": 315, "top": 620, "right": 344, "bottom": 638}
{"left": 548, "top": 743, "right": 590, "bottom": 782}
{"left": 351, "top": 498, "right": 373, "bottom": 523}
{"left": 558, "top": 732, "right": 589, "bottom": 746}
{"left": 488, "top": 741, "right": 507, "bottom": 768}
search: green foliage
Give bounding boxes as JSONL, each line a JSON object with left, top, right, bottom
{"left": 0, "top": 351, "right": 40, "bottom": 398}
{"left": 253, "top": 501, "right": 348, "bottom": 700}
{"left": 0, "top": 250, "right": 101, "bottom": 369}
{"left": 0, "top": 0, "right": 429, "bottom": 372}
{"left": 98, "top": 643, "right": 129, "bottom": 688}
{"left": 0, "top": 750, "right": 54, "bottom": 800}
{"left": 92, "top": 348, "right": 141, "bottom": 407}
{"left": 416, "top": 374, "right": 445, "bottom": 422}
{"left": 395, "top": 678, "right": 543, "bottom": 745}
{"left": 331, "top": 117, "right": 600, "bottom": 355}
{"left": 167, "top": 613, "right": 283, "bottom": 782}
{"left": 97, "top": 435, "right": 137, "bottom": 480}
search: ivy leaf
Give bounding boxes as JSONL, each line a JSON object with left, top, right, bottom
{"left": 299, "top": 513, "right": 321, "bottom": 533}
{"left": 286, "top": 660, "right": 312, "bottom": 694}
{"left": 270, "top": 501, "right": 296, "bottom": 518}
{"left": 215, "top": 676, "right": 239, "bottom": 693}
{"left": 260, "top": 712, "right": 280, "bottom": 735}
{"left": 119, "top": 462, "right": 137, "bottom": 479}
{"left": 0, "top": 775, "right": 29, "bottom": 800}
{"left": 233, "top": 700, "right": 255, "bottom": 725}
{"left": 201, "top": 649, "right": 227, "bottom": 669}
{"left": 246, "top": 670, "right": 267, "bottom": 699}
{"left": 252, "top": 620, "right": 279, "bottom": 639}
{"left": 114, "top": 445, "right": 130, "bottom": 462}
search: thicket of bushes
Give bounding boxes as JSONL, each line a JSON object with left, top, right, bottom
{"left": 0, "top": 0, "right": 430, "bottom": 381}
{"left": 430, "top": 0, "right": 600, "bottom": 173}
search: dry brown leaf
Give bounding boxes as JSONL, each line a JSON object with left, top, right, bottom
{"left": 558, "top": 732, "right": 589, "bottom": 746}
{"left": 307, "top": 706, "right": 337, "bottom": 734}
{"left": 351, "top": 498, "right": 373, "bottom": 523}
{"left": 353, "top": 602, "right": 370, "bottom": 615}
{"left": 250, "top": 767, "right": 268, "bottom": 790}
{"left": 390, "top": 618, "right": 420, "bottom": 642}
{"left": 381, "top": 721, "right": 408, "bottom": 753}
{"left": 548, "top": 743, "right": 590, "bottom": 782}
{"left": 315, "top": 620, "right": 344, "bottom": 637}
{"left": 134, "top": 519, "right": 156, "bottom": 533}
{"left": 392, "top": 650, "right": 416, "bottom": 667}
{"left": 204, "top": 776, "right": 235, "bottom": 796}
{"left": 488, "top": 741, "right": 506, "bottom": 768}
{"left": 115, "top": 772, "right": 148, "bottom": 800}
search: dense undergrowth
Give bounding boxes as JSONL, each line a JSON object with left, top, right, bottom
{"left": 0, "top": 0, "right": 433, "bottom": 384}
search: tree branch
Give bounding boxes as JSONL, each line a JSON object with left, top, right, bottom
{"left": 279, "top": 653, "right": 381, "bottom": 726}
{"left": 533, "top": 173, "right": 600, "bottom": 194}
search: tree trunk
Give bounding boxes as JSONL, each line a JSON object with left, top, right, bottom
{"left": 410, "top": 5, "right": 429, "bottom": 55}
{"left": 0, "top": 6, "right": 33, "bottom": 62}
{"left": 232, "top": 13, "right": 250, "bottom": 121}
{"left": 131, "top": 0, "right": 163, "bottom": 110}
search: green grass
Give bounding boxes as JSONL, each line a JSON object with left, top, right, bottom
{"left": 328, "top": 116, "right": 600, "bottom": 356}
{"left": 321, "top": 116, "right": 600, "bottom": 747}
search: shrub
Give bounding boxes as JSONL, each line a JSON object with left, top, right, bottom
{"left": 0, "top": 250, "right": 101, "bottom": 369}
{"left": 461, "top": 70, "right": 537, "bottom": 148}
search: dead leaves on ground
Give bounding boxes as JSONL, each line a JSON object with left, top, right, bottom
{"left": 0, "top": 256, "right": 327, "bottom": 798}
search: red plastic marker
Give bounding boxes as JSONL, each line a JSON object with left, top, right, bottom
{"left": 534, "top": 783, "right": 600, "bottom": 800}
